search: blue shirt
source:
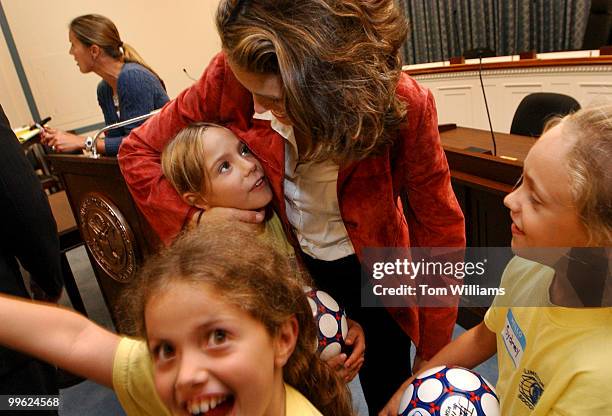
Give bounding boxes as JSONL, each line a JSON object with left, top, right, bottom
{"left": 97, "top": 62, "right": 169, "bottom": 156}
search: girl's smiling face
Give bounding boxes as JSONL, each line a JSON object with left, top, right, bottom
{"left": 185, "top": 126, "right": 273, "bottom": 211}
{"left": 145, "top": 281, "right": 291, "bottom": 416}
{"left": 503, "top": 122, "right": 590, "bottom": 250}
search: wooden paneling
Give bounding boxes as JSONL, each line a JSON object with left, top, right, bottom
{"left": 409, "top": 55, "right": 612, "bottom": 132}
{"left": 48, "top": 154, "right": 160, "bottom": 333}
{"left": 406, "top": 56, "right": 612, "bottom": 76}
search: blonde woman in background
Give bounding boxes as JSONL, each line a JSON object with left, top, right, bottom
{"left": 41, "top": 14, "right": 169, "bottom": 156}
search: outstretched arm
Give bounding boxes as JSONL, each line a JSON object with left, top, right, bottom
{"left": 379, "top": 321, "right": 496, "bottom": 416}
{"left": 0, "top": 294, "right": 120, "bottom": 388}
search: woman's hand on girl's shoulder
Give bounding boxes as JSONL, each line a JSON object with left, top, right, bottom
{"left": 196, "top": 207, "right": 265, "bottom": 227}
{"left": 323, "top": 318, "right": 365, "bottom": 382}
{"left": 342, "top": 318, "right": 365, "bottom": 382}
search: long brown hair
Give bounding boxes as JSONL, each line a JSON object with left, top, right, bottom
{"left": 123, "top": 221, "right": 353, "bottom": 415}
{"left": 216, "top": 0, "right": 408, "bottom": 163}
{"left": 70, "top": 14, "right": 165, "bottom": 90}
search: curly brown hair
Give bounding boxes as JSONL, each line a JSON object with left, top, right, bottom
{"left": 216, "top": 0, "right": 408, "bottom": 163}
{"left": 121, "top": 220, "right": 353, "bottom": 415}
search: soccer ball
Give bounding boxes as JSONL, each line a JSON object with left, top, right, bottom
{"left": 398, "top": 366, "right": 500, "bottom": 416}
{"left": 304, "top": 288, "right": 349, "bottom": 360}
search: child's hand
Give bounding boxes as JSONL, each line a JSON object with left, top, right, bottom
{"left": 342, "top": 318, "right": 365, "bottom": 381}
{"left": 324, "top": 318, "right": 366, "bottom": 382}
{"left": 378, "top": 375, "right": 416, "bottom": 416}
{"left": 199, "top": 207, "right": 265, "bottom": 225}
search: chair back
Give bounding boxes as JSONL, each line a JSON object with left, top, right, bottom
{"left": 25, "top": 143, "right": 62, "bottom": 193}
{"left": 510, "top": 93, "right": 581, "bottom": 137}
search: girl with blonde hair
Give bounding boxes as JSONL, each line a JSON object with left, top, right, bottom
{"left": 382, "top": 104, "right": 612, "bottom": 415}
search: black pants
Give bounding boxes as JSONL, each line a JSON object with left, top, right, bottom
{"left": 302, "top": 254, "right": 412, "bottom": 414}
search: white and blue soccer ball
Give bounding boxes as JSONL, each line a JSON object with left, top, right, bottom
{"left": 398, "top": 366, "right": 500, "bottom": 416}
{"left": 304, "top": 288, "right": 349, "bottom": 360}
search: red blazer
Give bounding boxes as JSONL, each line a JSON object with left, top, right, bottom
{"left": 118, "top": 52, "right": 465, "bottom": 360}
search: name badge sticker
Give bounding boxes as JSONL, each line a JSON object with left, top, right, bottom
{"left": 501, "top": 309, "right": 526, "bottom": 368}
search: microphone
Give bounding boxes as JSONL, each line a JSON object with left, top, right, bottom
{"left": 463, "top": 48, "right": 496, "bottom": 59}
{"left": 182, "top": 68, "right": 198, "bottom": 82}
{"left": 458, "top": 54, "right": 498, "bottom": 156}
{"left": 477, "top": 54, "right": 497, "bottom": 156}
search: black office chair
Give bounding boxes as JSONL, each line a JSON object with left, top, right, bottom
{"left": 25, "top": 142, "right": 62, "bottom": 193}
{"left": 510, "top": 93, "right": 581, "bottom": 137}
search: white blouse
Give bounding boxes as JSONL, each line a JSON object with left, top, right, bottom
{"left": 253, "top": 111, "right": 355, "bottom": 261}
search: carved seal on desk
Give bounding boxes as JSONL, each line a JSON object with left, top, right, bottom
{"left": 79, "top": 193, "right": 137, "bottom": 283}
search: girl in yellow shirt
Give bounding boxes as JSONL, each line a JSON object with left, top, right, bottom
{"left": 382, "top": 104, "right": 612, "bottom": 415}
{"left": 0, "top": 221, "right": 354, "bottom": 415}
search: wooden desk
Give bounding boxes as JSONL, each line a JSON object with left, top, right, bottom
{"left": 49, "top": 191, "right": 76, "bottom": 233}
{"left": 47, "top": 154, "right": 161, "bottom": 333}
{"left": 439, "top": 127, "right": 535, "bottom": 328}
{"left": 441, "top": 127, "right": 536, "bottom": 161}
{"left": 441, "top": 127, "right": 534, "bottom": 194}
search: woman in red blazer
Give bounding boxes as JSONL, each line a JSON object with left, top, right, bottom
{"left": 118, "top": 1, "right": 465, "bottom": 412}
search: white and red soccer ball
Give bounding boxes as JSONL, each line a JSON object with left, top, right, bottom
{"left": 398, "top": 366, "right": 500, "bottom": 416}
{"left": 304, "top": 288, "right": 349, "bottom": 360}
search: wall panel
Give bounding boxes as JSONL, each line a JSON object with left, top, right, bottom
{"left": 407, "top": 53, "right": 612, "bottom": 133}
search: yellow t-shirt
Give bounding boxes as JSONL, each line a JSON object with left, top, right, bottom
{"left": 484, "top": 256, "right": 612, "bottom": 415}
{"left": 263, "top": 211, "right": 296, "bottom": 259}
{"left": 285, "top": 384, "right": 323, "bottom": 416}
{"left": 112, "top": 337, "right": 170, "bottom": 416}
{"left": 112, "top": 337, "right": 321, "bottom": 416}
